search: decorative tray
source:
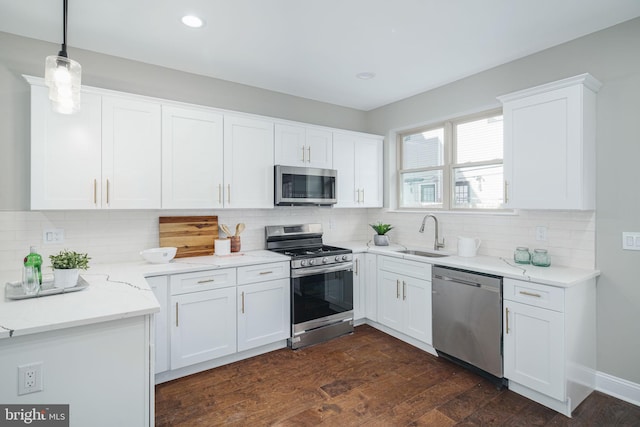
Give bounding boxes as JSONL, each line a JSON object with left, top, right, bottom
{"left": 5, "top": 276, "right": 90, "bottom": 300}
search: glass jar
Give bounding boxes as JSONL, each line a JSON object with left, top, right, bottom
{"left": 514, "top": 247, "right": 531, "bottom": 264}
{"left": 531, "top": 249, "right": 551, "bottom": 267}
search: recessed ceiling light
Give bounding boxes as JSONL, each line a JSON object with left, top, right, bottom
{"left": 182, "top": 15, "right": 204, "bottom": 28}
{"left": 356, "top": 72, "right": 376, "bottom": 80}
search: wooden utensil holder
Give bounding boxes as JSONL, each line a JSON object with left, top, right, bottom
{"left": 230, "top": 236, "right": 241, "bottom": 252}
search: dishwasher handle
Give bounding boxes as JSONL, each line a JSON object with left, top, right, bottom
{"left": 434, "top": 274, "right": 481, "bottom": 287}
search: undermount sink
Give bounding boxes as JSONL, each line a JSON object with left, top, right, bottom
{"left": 397, "top": 249, "right": 449, "bottom": 258}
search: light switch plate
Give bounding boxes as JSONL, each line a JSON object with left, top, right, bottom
{"left": 622, "top": 232, "right": 640, "bottom": 251}
{"left": 43, "top": 229, "right": 64, "bottom": 245}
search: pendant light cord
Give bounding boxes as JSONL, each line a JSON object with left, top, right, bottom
{"left": 58, "top": 0, "right": 68, "bottom": 58}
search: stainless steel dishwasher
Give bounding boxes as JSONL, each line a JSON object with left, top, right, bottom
{"left": 432, "top": 265, "right": 504, "bottom": 382}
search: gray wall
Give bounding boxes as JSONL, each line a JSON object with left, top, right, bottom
{"left": 0, "top": 31, "right": 367, "bottom": 211}
{"left": 367, "top": 18, "right": 640, "bottom": 384}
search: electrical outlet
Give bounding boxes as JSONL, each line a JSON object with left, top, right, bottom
{"left": 43, "top": 228, "right": 64, "bottom": 245}
{"left": 18, "top": 362, "right": 43, "bottom": 395}
{"left": 535, "top": 226, "right": 547, "bottom": 241}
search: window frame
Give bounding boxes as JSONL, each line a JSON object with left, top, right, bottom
{"left": 397, "top": 108, "right": 505, "bottom": 211}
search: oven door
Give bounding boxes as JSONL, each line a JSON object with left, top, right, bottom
{"left": 291, "top": 263, "right": 353, "bottom": 330}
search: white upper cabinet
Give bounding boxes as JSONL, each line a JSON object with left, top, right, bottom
{"left": 499, "top": 74, "right": 601, "bottom": 210}
{"left": 30, "top": 84, "right": 102, "bottom": 210}
{"left": 162, "top": 106, "right": 224, "bottom": 209}
{"left": 223, "top": 115, "right": 275, "bottom": 209}
{"left": 274, "top": 123, "right": 333, "bottom": 168}
{"left": 333, "top": 132, "right": 383, "bottom": 208}
{"left": 102, "top": 96, "right": 162, "bottom": 209}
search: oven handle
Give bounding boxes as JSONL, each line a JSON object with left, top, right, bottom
{"left": 291, "top": 262, "right": 353, "bottom": 278}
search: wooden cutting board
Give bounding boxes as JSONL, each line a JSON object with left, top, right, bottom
{"left": 159, "top": 216, "right": 218, "bottom": 258}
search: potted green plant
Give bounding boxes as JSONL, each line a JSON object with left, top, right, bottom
{"left": 49, "top": 249, "right": 91, "bottom": 288}
{"left": 370, "top": 222, "right": 393, "bottom": 246}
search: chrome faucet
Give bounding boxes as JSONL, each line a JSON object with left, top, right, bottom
{"left": 419, "top": 214, "right": 445, "bottom": 251}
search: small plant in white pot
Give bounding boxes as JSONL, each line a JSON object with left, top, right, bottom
{"left": 370, "top": 222, "right": 393, "bottom": 246}
{"left": 49, "top": 249, "right": 90, "bottom": 288}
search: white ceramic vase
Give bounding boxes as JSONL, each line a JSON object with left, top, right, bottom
{"left": 373, "top": 234, "right": 390, "bottom": 246}
{"left": 53, "top": 268, "right": 79, "bottom": 288}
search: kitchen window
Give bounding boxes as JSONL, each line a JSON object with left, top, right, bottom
{"left": 398, "top": 109, "right": 504, "bottom": 210}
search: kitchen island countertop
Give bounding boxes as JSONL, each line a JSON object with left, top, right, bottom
{"left": 0, "top": 250, "right": 289, "bottom": 340}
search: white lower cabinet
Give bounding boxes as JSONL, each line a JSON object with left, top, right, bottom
{"left": 377, "top": 256, "right": 432, "bottom": 344}
{"left": 237, "top": 278, "right": 290, "bottom": 352}
{"left": 503, "top": 277, "right": 596, "bottom": 417}
{"left": 147, "top": 276, "right": 169, "bottom": 374}
{"left": 352, "top": 254, "right": 365, "bottom": 321}
{"left": 364, "top": 254, "right": 378, "bottom": 321}
{"left": 170, "top": 287, "right": 237, "bottom": 370}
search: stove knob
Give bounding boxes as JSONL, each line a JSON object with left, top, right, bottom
{"left": 335, "top": 256, "right": 341, "bottom": 262}
{"left": 308, "top": 259, "right": 315, "bottom": 265}
{"left": 322, "top": 257, "right": 328, "bottom": 264}
{"left": 300, "top": 260, "right": 307, "bottom": 266}
{"left": 342, "top": 255, "right": 348, "bottom": 261}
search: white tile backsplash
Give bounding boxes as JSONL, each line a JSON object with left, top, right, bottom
{"left": 0, "top": 207, "right": 595, "bottom": 278}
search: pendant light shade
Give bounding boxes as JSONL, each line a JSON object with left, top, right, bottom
{"left": 44, "top": 0, "right": 81, "bottom": 114}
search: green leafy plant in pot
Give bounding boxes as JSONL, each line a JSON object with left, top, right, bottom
{"left": 370, "top": 222, "right": 393, "bottom": 246}
{"left": 49, "top": 249, "right": 90, "bottom": 288}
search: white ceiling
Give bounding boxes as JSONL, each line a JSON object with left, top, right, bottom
{"left": 1, "top": 0, "right": 640, "bottom": 111}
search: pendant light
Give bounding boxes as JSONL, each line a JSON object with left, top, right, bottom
{"left": 44, "top": 0, "right": 81, "bottom": 114}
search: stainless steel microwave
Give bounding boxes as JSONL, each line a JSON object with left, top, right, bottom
{"left": 274, "top": 165, "right": 337, "bottom": 206}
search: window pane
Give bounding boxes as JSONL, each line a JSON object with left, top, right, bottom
{"left": 452, "top": 164, "right": 503, "bottom": 209}
{"left": 400, "top": 170, "right": 443, "bottom": 208}
{"left": 402, "top": 128, "right": 444, "bottom": 169}
{"left": 456, "top": 115, "right": 503, "bottom": 163}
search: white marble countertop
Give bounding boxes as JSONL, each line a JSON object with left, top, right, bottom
{"left": 0, "top": 250, "right": 289, "bottom": 340}
{"left": 331, "top": 241, "right": 600, "bottom": 288}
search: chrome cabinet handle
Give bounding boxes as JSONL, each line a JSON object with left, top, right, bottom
{"left": 93, "top": 179, "right": 97, "bottom": 205}
{"left": 504, "top": 181, "right": 509, "bottom": 204}
{"left": 361, "top": 188, "right": 365, "bottom": 203}
{"left": 227, "top": 184, "right": 231, "bottom": 204}
{"left": 403, "top": 281, "right": 406, "bottom": 300}
{"left": 301, "top": 146, "right": 306, "bottom": 162}
{"left": 259, "top": 271, "right": 273, "bottom": 275}
{"left": 218, "top": 184, "right": 222, "bottom": 204}
{"left": 519, "top": 291, "right": 541, "bottom": 298}
{"left": 354, "top": 258, "right": 359, "bottom": 275}
{"left": 176, "top": 302, "right": 179, "bottom": 327}
{"left": 241, "top": 291, "right": 245, "bottom": 314}
{"left": 106, "top": 179, "right": 110, "bottom": 205}
{"left": 505, "top": 307, "right": 510, "bottom": 334}
{"left": 396, "top": 279, "right": 400, "bottom": 299}
{"left": 307, "top": 146, "right": 311, "bottom": 163}
{"left": 197, "top": 279, "right": 215, "bottom": 284}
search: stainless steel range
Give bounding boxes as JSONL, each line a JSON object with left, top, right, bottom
{"left": 266, "top": 224, "right": 354, "bottom": 349}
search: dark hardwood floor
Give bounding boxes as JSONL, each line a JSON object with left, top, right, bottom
{"left": 155, "top": 325, "right": 640, "bottom": 426}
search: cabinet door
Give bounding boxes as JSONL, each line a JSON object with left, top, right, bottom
{"left": 30, "top": 85, "right": 102, "bottom": 209}
{"left": 147, "top": 276, "right": 169, "bottom": 374}
{"left": 364, "top": 254, "right": 378, "bottom": 321}
{"left": 403, "top": 276, "right": 431, "bottom": 344}
{"left": 274, "top": 123, "right": 305, "bottom": 166}
{"left": 102, "top": 96, "right": 161, "bottom": 209}
{"left": 504, "top": 299, "right": 565, "bottom": 400}
{"left": 223, "top": 115, "right": 274, "bottom": 208}
{"left": 333, "top": 133, "right": 357, "bottom": 207}
{"left": 352, "top": 254, "right": 365, "bottom": 321}
{"left": 355, "top": 137, "right": 383, "bottom": 207}
{"left": 170, "top": 288, "right": 237, "bottom": 369}
{"left": 377, "top": 270, "right": 403, "bottom": 330}
{"left": 502, "top": 78, "right": 597, "bottom": 210}
{"left": 305, "top": 128, "right": 333, "bottom": 168}
{"left": 237, "top": 278, "right": 290, "bottom": 352}
{"left": 162, "top": 106, "right": 224, "bottom": 208}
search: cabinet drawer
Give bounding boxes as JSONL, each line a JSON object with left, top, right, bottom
{"left": 378, "top": 255, "right": 431, "bottom": 280}
{"left": 237, "top": 262, "right": 289, "bottom": 285}
{"left": 504, "top": 278, "right": 564, "bottom": 312}
{"left": 170, "top": 268, "right": 236, "bottom": 295}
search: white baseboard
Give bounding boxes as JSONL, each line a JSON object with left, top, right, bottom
{"left": 596, "top": 371, "right": 640, "bottom": 407}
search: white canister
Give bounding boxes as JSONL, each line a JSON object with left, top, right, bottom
{"left": 215, "top": 238, "right": 231, "bottom": 256}
{"left": 457, "top": 237, "right": 481, "bottom": 257}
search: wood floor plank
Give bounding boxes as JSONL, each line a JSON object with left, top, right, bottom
{"left": 155, "top": 325, "right": 639, "bottom": 426}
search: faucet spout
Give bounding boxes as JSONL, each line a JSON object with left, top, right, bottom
{"left": 419, "top": 214, "right": 445, "bottom": 251}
